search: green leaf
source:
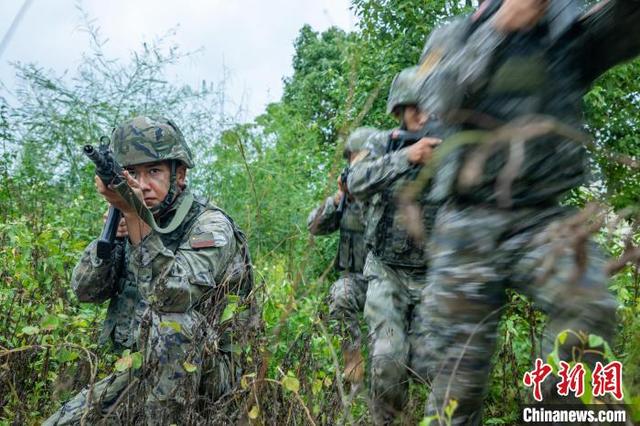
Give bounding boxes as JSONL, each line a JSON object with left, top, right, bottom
{"left": 312, "top": 378, "right": 322, "bottom": 395}
{"left": 444, "top": 399, "right": 458, "bottom": 419}
{"left": 240, "top": 374, "right": 251, "bottom": 390}
{"left": 40, "top": 315, "right": 61, "bottom": 331}
{"left": 220, "top": 302, "right": 237, "bottom": 323}
{"left": 248, "top": 405, "right": 260, "bottom": 419}
{"left": 183, "top": 361, "right": 198, "bottom": 373}
{"left": 557, "top": 330, "right": 568, "bottom": 345}
{"left": 21, "top": 326, "right": 40, "bottom": 335}
{"left": 159, "top": 321, "right": 181, "bottom": 333}
{"left": 419, "top": 415, "right": 439, "bottom": 426}
{"left": 602, "top": 341, "right": 615, "bottom": 362}
{"left": 282, "top": 375, "right": 300, "bottom": 393}
{"left": 56, "top": 348, "right": 79, "bottom": 363}
{"left": 588, "top": 334, "right": 605, "bottom": 348}
{"left": 72, "top": 319, "right": 89, "bottom": 328}
{"left": 546, "top": 350, "right": 560, "bottom": 373}
{"left": 131, "top": 352, "right": 143, "bottom": 370}
{"left": 115, "top": 350, "right": 133, "bottom": 372}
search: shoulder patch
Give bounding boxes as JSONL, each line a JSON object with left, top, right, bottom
{"left": 190, "top": 232, "right": 227, "bottom": 249}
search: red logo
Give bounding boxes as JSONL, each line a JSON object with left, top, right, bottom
{"left": 556, "top": 361, "right": 585, "bottom": 398}
{"left": 523, "top": 359, "right": 624, "bottom": 402}
{"left": 592, "top": 361, "right": 623, "bottom": 400}
{"left": 523, "top": 358, "right": 553, "bottom": 402}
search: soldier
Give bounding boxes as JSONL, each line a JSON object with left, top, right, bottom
{"left": 411, "top": 0, "right": 640, "bottom": 424}
{"left": 346, "top": 67, "right": 442, "bottom": 425}
{"left": 44, "top": 116, "right": 253, "bottom": 425}
{"left": 307, "top": 127, "right": 377, "bottom": 384}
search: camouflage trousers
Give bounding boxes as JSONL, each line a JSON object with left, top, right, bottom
{"left": 329, "top": 272, "right": 368, "bottom": 352}
{"left": 43, "top": 310, "right": 235, "bottom": 425}
{"left": 412, "top": 203, "right": 618, "bottom": 426}
{"left": 363, "top": 253, "right": 428, "bottom": 425}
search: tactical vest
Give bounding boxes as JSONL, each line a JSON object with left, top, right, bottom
{"left": 433, "top": 22, "right": 588, "bottom": 207}
{"left": 336, "top": 199, "right": 367, "bottom": 273}
{"left": 100, "top": 191, "right": 253, "bottom": 349}
{"left": 369, "top": 135, "right": 439, "bottom": 269}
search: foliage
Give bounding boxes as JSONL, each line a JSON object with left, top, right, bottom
{"left": 584, "top": 59, "right": 640, "bottom": 210}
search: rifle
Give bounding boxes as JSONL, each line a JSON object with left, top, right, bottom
{"left": 335, "top": 166, "right": 350, "bottom": 217}
{"left": 83, "top": 140, "right": 124, "bottom": 260}
{"left": 386, "top": 118, "right": 448, "bottom": 153}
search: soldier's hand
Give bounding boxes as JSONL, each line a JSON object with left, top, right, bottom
{"left": 95, "top": 176, "right": 131, "bottom": 213}
{"left": 95, "top": 171, "right": 145, "bottom": 216}
{"left": 406, "top": 137, "right": 441, "bottom": 165}
{"left": 493, "top": 0, "right": 547, "bottom": 32}
{"left": 121, "top": 170, "right": 145, "bottom": 206}
{"left": 103, "top": 210, "right": 128, "bottom": 238}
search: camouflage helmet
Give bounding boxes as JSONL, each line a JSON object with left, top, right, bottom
{"left": 111, "top": 116, "right": 194, "bottom": 168}
{"left": 386, "top": 66, "right": 421, "bottom": 115}
{"left": 344, "top": 127, "right": 377, "bottom": 158}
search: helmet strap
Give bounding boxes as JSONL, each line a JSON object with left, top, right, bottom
{"left": 150, "top": 160, "right": 179, "bottom": 215}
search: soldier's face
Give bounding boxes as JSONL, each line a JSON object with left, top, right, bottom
{"left": 125, "top": 162, "right": 186, "bottom": 208}
{"left": 403, "top": 105, "right": 428, "bottom": 132}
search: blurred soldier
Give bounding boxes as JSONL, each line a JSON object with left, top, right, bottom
{"left": 346, "top": 67, "right": 443, "bottom": 425}
{"left": 44, "top": 116, "right": 253, "bottom": 425}
{"left": 411, "top": 0, "right": 640, "bottom": 423}
{"left": 307, "top": 127, "right": 377, "bottom": 384}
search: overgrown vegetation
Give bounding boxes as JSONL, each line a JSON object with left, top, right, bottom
{"left": 1, "top": 1, "right": 640, "bottom": 424}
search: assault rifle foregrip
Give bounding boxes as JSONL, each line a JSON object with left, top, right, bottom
{"left": 83, "top": 144, "right": 124, "bottom": 260}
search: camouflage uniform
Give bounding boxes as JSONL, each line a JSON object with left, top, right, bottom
{"left": 307, "top": 127, "right": 376, "bottom": 383}
{"left": 411, "top": 2, "right": 640, "bottom": 424}
{"left": 44, "top": 117, "right": 253, "bottom": 425}
{"left": 307, "top": 196, "right": 368, "bottom": 348}
{"left": 347, "top": 67, "right": 444, "bottom": 424}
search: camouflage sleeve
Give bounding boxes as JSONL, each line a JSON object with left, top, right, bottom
{"left": 579, "top": 0, "right": 640, "bottom": 83}
{"left": 71, "top": 239, "right": 121, "bottom": 303}
{"left": 347, "top": 148, "right": 414, "bottom": 201}
{"left": 419, "top": 17, "right": 506, "bottom": 116}
{"left": 129, "top": 209, "right": 236, "bottom": 313}
{"left": 307, "top": 196, "right": 340, "bottom": 235}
